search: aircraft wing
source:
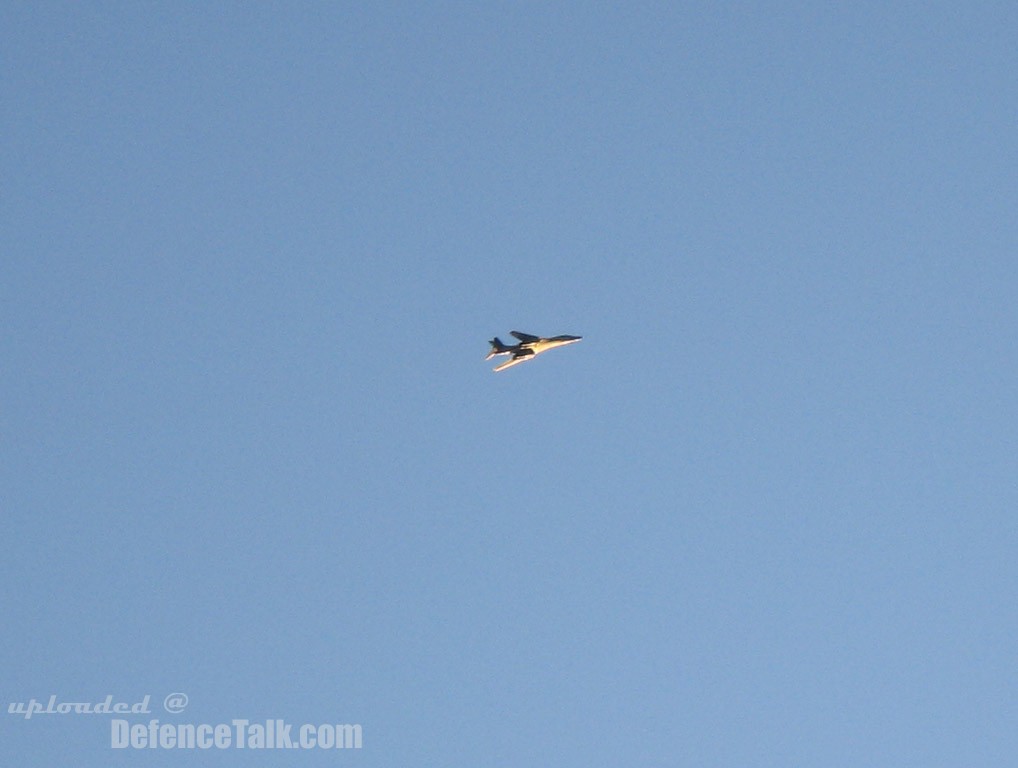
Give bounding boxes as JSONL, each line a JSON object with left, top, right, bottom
{"left": 493, "top": 351, "right": 534, "bottom": 372}
{"left": 510, "top": 331, "right": 540, "bottom": 343}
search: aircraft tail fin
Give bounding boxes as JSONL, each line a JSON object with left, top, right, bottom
{"left": 486, "top": 337, "right": 510, "bottom": 360}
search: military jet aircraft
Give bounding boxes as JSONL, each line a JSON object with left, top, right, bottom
{"left": 485, "top": 330, "right": 583, "bottom": 372}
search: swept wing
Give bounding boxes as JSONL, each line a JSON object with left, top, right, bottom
{"left": 493, "top": 351, "right": 534, "bottom": 372}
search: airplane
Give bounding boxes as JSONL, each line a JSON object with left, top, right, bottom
{"left": 485, "top": 330, "right": 583, "bottom": 372}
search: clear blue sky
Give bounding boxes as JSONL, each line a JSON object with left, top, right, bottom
{"left": 3, "top": 3, "right": 1017, "bottom": 765}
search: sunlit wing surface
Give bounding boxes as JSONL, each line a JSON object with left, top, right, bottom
{"left": 493, "top": 353, "right": 533, "bottom": 372}
{"left": 510, "top": 330, "right": 540, "bottom": 343}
